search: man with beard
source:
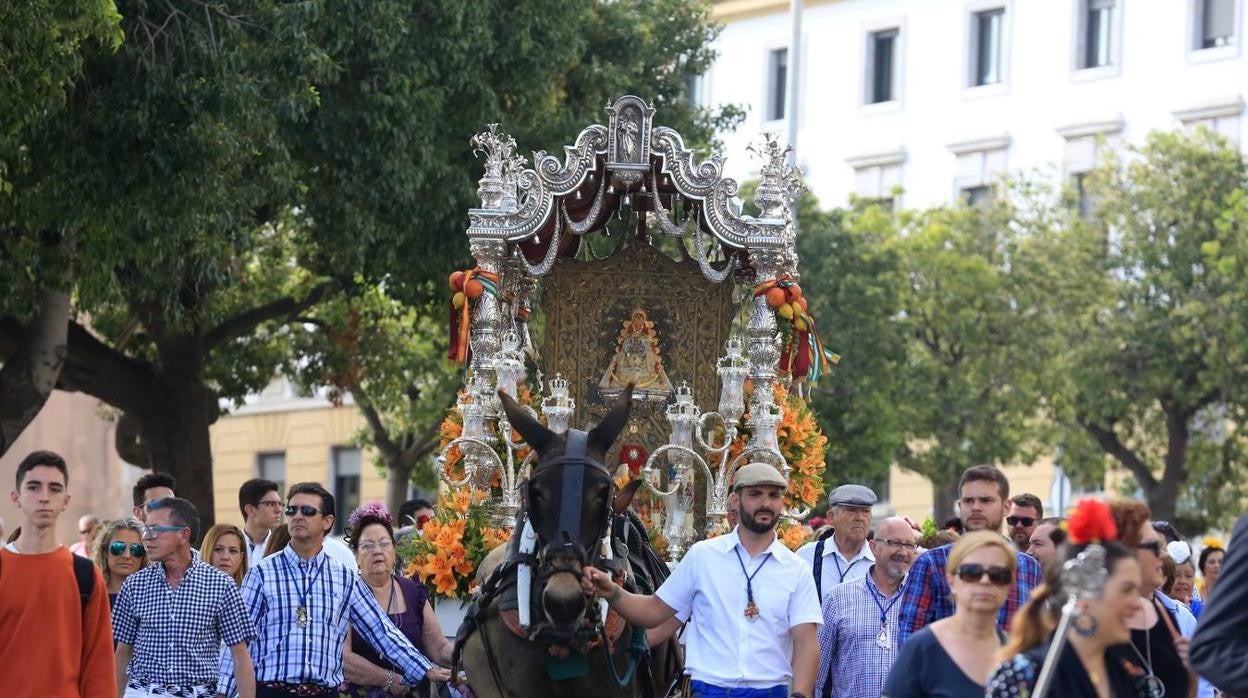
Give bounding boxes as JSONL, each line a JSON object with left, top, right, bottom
{"left": 895, "top": 464, "right": 1042, "bottom": 645}
{"left": 584, "top": 462, "right": 822, "bottom": 698}
{"left": 797, "top": 484, "right": 877, "bottom": 603}
{"left": 1005, "top": 493, "right": 1042, "bottom": 553}
{"left": 813, "top": 517, "right": 917, "bottom": 698}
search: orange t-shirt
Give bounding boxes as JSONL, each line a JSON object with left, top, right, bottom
{"left": 0, "top": 546, "right": 116, "bottom": 697}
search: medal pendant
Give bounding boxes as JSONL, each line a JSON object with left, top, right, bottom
{"left": 296, "top": 605, "right": 309, "bottom": 628}
{"left": 744, "top": 601, "right": 760, "bottom": 620}
{"left": 875, "top": 626, "right": 890, "bottom": 649}
{"left": 1144, "top": 675, "right": 1166, "bottom": 698}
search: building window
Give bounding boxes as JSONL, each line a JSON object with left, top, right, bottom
{"left": 331, "top": 446, "right": 362, "bottom": 535}
{"left": 868, "top": 29, "right": 899, "bottom": 104}
{"left": 1200, "top": 0, "right": 1236, "bottom": 48}
{"left": 1071, "top": 172, "right": 1093, "bottom": 217}
{"left": 849, "top": 150, "right": 905, "bottom": 209}
{"left": 972, "top": 8, "right": 1005, "bottom": 86}
{"left": 257, "top": 452, "right": 286, "bottom": 497}
{"left": 683, "top": 74, "right": 702, "bottom": 108}
{"left": 1084, "top": 0, "right": 1114, "bottom": 67}
{"left": 961, "top": 185, "right": 994, "bottom": 206}
{"left": 767, "top": 48, "right": 788, "bottom": 121}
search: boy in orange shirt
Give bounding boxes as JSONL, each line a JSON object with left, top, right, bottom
{"left": 0, "top": 450, "right": 115, "bottom": 697}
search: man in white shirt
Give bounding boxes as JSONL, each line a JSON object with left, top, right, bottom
{"left": 238, "top": 478, "right": 282, "bottom": 569}
{"left": 584, "top": 462, "right": 821, "bottom": 698}
{"left": 796, "top": 484, "right": 877, "bottom": 602}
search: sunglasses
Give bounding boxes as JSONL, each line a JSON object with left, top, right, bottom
{"left": 1137, "top": 540, "right": 1164, "bottom": 556}
{"left": 285, "top": 505, "right": 324, "bottom": 517}
{"left": 109, "top": 541, "right": 147, "bottom": 557}
{"left": 1006, "top": 516, "right": 1035, "bottom": 527}
{"left": 141, "top": 525, "right": 186, "bottom": 539}
{"left": 955, "top": 563, "right": 1012, "bottom": 586}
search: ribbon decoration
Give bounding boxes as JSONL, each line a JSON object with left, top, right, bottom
{"left": 753, "top": 276, "right": 840, "bottom": 384}
{"left": 448, "top": 268, "right": 500, "bottom": 364}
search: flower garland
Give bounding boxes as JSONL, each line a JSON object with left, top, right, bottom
{"left": 400, "top": 489, "right": 511, "bottom": 600}
{"left": 437, "top": 384, "right": 537, "bottom": 486}
{"left": 728, "top": 384, "right": 829, "bottom": 513}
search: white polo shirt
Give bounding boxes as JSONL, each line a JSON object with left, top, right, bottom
{"left": 657, "top": 528, "right": 822, "bottom": 688}
{"left": 795, "top": 534, "right": 873, "bottom": 602}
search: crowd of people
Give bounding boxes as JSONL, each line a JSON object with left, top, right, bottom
{"left": 2, "top": 446, "right": 1246, "bottom": 698}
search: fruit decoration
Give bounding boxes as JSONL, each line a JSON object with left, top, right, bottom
{"left": 447, "top": 267, "right": 500, "bottom": 363}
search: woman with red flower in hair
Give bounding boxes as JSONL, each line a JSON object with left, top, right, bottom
{"left": 987, "top": 499, "right": 1152, "bottom": 697}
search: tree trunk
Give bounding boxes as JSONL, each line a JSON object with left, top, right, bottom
{"left": 135, "top": 378, "right": 220, "bottom": 537}
{"left": 931, "top": 476, "right": 958, "bottom": 526}
{"left": 386, "top": 454, "right": 412, "bottom": 516}
{"left": 0, "top": 289, "right": 71, "bottom": 455}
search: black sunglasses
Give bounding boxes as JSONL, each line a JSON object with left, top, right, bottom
{"left": 1137, "top": 540, "right": 1164, "bottom": 556}
{"left": 285, "top": 505, "right": 324, "bottom": 517}
{"left": 955, "top": 563, "right": 1012, "bottom": 586}
{"left": 1006, "top": 516, "right": 1035, "bottom": 527}
{"left": 109, "top": 541, "right": 147, "bottom": 558}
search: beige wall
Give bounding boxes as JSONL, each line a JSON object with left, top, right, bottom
{"left": 0, "top": 390, "right": 140, "bottom": 544}
{"left": 209, "top": 402, "right": 389, "bottom": 529}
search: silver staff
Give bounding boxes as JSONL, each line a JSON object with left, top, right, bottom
{"left": 1032, "top": 543, "right": 1108, "bottom": 698}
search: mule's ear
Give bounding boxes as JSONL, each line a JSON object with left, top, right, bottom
{"left": 612, "top": 478, "right": 644, "bottom": 516}
{"left": 588, "top": 384, "right": 633, "bottom": 458}
{"left": 498, "top": 390, "right": 554, "bottom": 456}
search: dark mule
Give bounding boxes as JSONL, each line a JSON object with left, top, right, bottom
{"left": 455, "top": 389, "right": 682, "bottom": 698}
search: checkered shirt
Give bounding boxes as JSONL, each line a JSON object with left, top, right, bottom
{"left": 894, "top": 541, "right": 1043, "bottom": 645}
{"left": 112, "top": 549, "right": 255, "bottom": 687}
{"left": 217, "top": 546, "right": 433, "bottom": 696}
{"left": 813, "top": 568, "right": 906, "bottom": 698}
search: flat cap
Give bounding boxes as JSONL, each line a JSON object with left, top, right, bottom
{"left": 732, "top": 462, "right": 788, "bottom": 491}
{"left": 828, "top": 484, "right": 878, "bottom": 508}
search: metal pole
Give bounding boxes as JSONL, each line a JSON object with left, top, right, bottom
{"left": 1031, "top": 599, "right": 1076, "bottom": 698}
{"left": 786, "top": 0, "right": 802, "bottom": 165}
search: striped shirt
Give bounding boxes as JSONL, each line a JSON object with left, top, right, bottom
{"left": 895, "top": 541, "right": 1042, "bottom": 645}
{"left": 218, "top": 546, "right": 433, "bottom": 696}
{"left": 113, "top": 550, "right": 255, "bottom": 687}
{"left": 813, "top": 568, "right": 906, "bottom": 698}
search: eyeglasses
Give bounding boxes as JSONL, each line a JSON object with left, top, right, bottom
{"left": 880, "top": 538, "right": 918, "bottom": 551}
{"left": 285, "top": 505, "right": 324, "bottom": 517}
{"left": 109, "top": 541, "right": 147, "bottom": 557}
{"left": 258, "top": 499, "right": 284, "bottom": 509}
{"left": 358, "top": 539, "right": 394, "bottom": 554}
{"left": 140, "top": 525, "right": 185, "bottom": 539}
{"left": 1006, "top": 516, "right": 1036, "bottom": 528}
{"left": 954, "top": 563, "right": 1012, "bottom": 586}
{"left": 1137, "top": 540, "right": 1164, "bottom": 557}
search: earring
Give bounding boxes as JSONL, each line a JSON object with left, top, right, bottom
{"left": 1073, "top": 611, "right": 1098, "bottom": 637}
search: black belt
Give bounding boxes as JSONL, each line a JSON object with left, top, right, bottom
{"left": 256, "top": 682, "right": 336, "bottom": 697}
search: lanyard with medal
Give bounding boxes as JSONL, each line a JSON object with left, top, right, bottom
{"left": 868, "top": 581, "right": 901, "bottom": 649}
{"left": 734, "top": 546, "right": 772, "bottom": 620}
{"left": 284, "top": 553, "right": 325, "bottom": 628}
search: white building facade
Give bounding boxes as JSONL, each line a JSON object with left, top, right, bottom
{"left": 702, "top": 0, "right": 1246, "bottom": 209}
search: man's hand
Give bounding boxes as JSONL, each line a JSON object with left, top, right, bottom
{"left": 426, "top": 666, "right": 453, "bottom": 682}
{"left": 1174, "top": 635, "right": 1191, "bottom": 668}
{"left": 582, "top": 566, "right": 620, "bottom": 602}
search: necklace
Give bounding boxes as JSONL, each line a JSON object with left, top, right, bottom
{"left": 732, "top": 546, "right": 772, "bottom": 621}
{"left": 1130, "top": 622, "right": 1165, "bottom": 698}
{"left": 867, "top": 577, "right": 902, "bottom": 649}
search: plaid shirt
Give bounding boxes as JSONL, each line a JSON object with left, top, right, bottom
{"left": 895, "top": 541, "right": 1042, "bottom": 646}
{"left": 113, "top": 550, "right": 255, "bottom": 687}
{"left": 813, "top": 568, "right": 906, "bottom": 698}
{"left": 218, "top": 546, "right": 433, "bottom": 696}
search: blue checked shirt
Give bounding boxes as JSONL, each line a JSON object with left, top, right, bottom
{"left": 813, "top": 568, "right": 906, "bottom": 698}
{"left": 218, "top": 546, "right": 433, "bottom": 696}
{"left": 113, "top": 550, "right": 255, "bottom": 687}
{"left": 895, "top": 541, "right": 1042, "bottom": 646}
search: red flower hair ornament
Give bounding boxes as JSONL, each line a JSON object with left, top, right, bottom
{"left": 1066, "top": 499, "right": 1118, "bottom": 545}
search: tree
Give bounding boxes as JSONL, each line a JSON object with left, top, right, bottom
{"left": 796, "top": 198, "right": 908, "bottom": 497}
{"left": 0, "top": 0, "right": 121, "bottom": 450}
{"left": 1035, "top": 129, "right": 1248, "bottom": 526}
{"left": 888, "top": 200, "right": 1047, "bottom": 522}
{"left": 0, "top": 0, "right": 740, "bottom": 526}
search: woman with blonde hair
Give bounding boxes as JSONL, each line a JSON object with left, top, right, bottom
{"left": 90, "top": 518, "right": 145, "bottom": 610}
{"left": 199, "top": 523, "right": 248, "bottom": 586}
{"left": 883, "top": 531, "right": 1015, "bottom": 697}
{"left": 988, "top": 499, "right": 1149, "bottom": 697}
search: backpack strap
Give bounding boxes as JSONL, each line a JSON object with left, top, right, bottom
{"left": 812, "top": 528, "right": 835, "bottom": 600}
{"left": 72, "top": 553, "right": 95, "bottom": 612}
